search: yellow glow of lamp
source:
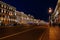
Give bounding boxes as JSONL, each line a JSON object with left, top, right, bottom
{"left": 48, "top": 7, "right": 53, "bottom": 14}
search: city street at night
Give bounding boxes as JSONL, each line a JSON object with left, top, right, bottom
{"left": 0, "top": 0, "right": 60, "bottom": 40}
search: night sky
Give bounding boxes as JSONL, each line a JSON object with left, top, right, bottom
{"left": 2, "top": 0, "right": 58, "bottom": 22}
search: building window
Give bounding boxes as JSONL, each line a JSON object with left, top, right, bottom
{"left": 7, "top": 11, "right": 9, "bottom": 14}
{"left": 4, "top": 5, "right": 6, "bottom": 8}
{"left": 10, "top": 8, "right": 12, "bottom": 10}
{"left": 9, "top": 7, "right": 13, "bottom": 10}
{"left": 9, "top": 11, "right": 13, "bottom": 16}
{"left": 1, "top": 4, "right": 3, "bottom": 8}
{"left": 3, "top": 15, "right": 5, "bottom": 17}
{"left": 9, "top": 7, "right": 11, "bottom": 10}
{"left": 1, "top": 9, "right": 3, "bottom": 13}
{"left": 0, "top": 15, "right": 1, "bottom": 17}
{"left": 7, "top": 7, "right": 9, "bottom": 9}
{"left": 4, "top": 9, "right": 6, "bottom": 13}
{"left": 0, "top": 9, "right": 1, "bottom": 12}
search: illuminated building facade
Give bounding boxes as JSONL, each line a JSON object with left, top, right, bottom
{"left": 16, "top": 11, "right": 40, "bottom": 24}
{"left": 16, "top": 11, "right": 31, "bottom": 24}
{"left": 0, "top": 1, "right": 41, "bottom": 26}
{"left": 50, "top": 0, "right": 60, "bottom": 26}
{"left": 0, "top": 1, "right": 16, "bottom": 25}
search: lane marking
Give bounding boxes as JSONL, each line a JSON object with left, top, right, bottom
{"left": 39, "top": 29, "right": 48, "bottom": 40}
{"left": 0, "top": 28, "right": 35, "bottom": 39}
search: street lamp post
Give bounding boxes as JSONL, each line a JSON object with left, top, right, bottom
{"left": 48, "top": 7, "right": 53, "bottom": 26}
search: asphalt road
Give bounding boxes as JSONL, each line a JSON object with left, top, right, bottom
{"left": 1, "top": 25, "right": 60, "bottom": 40}
{"left": 49, "top": 26, "right": 60, "bottom": 40}
{"left": 39, "top": 26, "right": 60, "bottom": 40}
{"left": 0, "top": 25, "right": 48, "bottom": 40}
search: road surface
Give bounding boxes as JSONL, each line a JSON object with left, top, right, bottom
{"left": 0, "top": 25, "right": 48, "bottom": 40}
{"left": 0, "top": 25, "right": 60, "bottom": 40}
{"left": 49, "top": 26, "right": 60, "bottom": 40}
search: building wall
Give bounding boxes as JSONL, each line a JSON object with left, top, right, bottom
{"left": 16, "top": 11, "right": 29, "bottom": 24}
{"left": 50, "top": 0, "right": 60, "bottom": 25}
{"left": 0, "top": 1, "right": 16, "bottom": 18}
{"left": 0, "top": 1, "right": 16, "bottom": 25}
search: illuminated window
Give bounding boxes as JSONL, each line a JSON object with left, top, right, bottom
{"left": 9, "top": 7, "right": 12, "bottom": 10}
{"left": 7, "top": 7, "right": 9, "bottom": 9}
{"left": 1, "top": 9, "right": 3, "bottom": 13}
{"left": 9, "top": 7, "right": 11, "bottom": 10}
{"left": 4, "top": 9, "right": 6, "bottom": 13}
{"left": 10, "top": 8, "right": 12, "bottom": 10}
{"left": 1, "top": 4, "right": 3, "bottom": 8}
{"left": 4, "top": 5, "right": 6, "bottom": 8}
{"left": 9, "top": 11, "right": 13, "bottom": 16}
{"left": 1, "top": 17, "right": 3, "bottom": 21}
{"left": 8, "top": 16, "right": 9, "bottom": 18}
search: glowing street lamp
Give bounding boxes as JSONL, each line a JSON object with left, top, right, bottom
{"left": 48, "top": 7, "right": 53, "bottom": 14}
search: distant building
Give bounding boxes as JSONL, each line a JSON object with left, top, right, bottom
{"left": 16, "top": 11, "right": 35, "bottom": 24}
{"left": 16, "top": 11, "right": 29, "bottom": 24}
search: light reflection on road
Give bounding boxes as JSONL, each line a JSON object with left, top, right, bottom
{"left": 49, "top": 26, "right": 60, "bottom": 40}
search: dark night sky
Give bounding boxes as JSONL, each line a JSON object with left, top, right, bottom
{"left": 2, "top": 0, "right": 57, "bottom": 21}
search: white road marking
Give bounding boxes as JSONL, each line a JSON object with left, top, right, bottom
{"left": 39, "top": 30, "right": 46, "bottom": 40}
